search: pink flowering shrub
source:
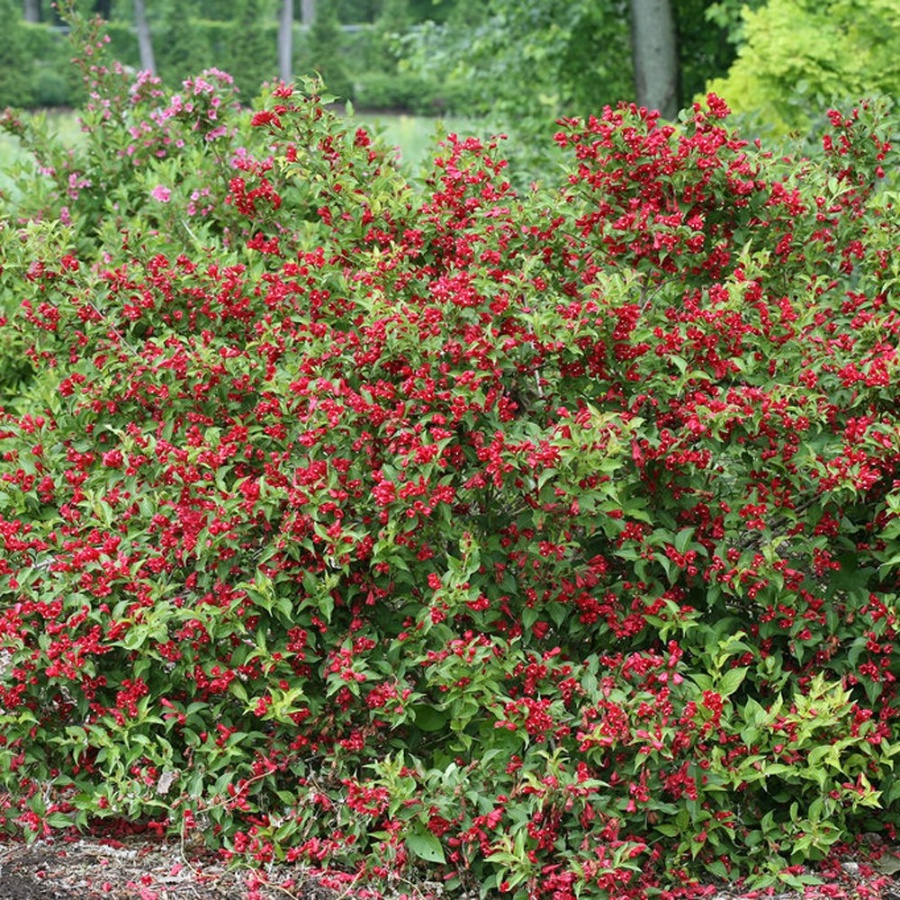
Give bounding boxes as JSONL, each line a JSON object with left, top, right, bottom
{"left": 0, "top": 13, "right": 248, "bottom": 259}
{"left": 1, "top": 13, "right": 900, "bottom": 899}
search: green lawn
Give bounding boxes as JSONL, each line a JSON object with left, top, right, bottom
{"left": 357, "top": 112, "right": 483, "bottom": 170}
{"left": 0, "top": 110, "right": 84, "bottom": 197}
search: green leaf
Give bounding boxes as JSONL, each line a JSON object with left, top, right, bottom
{"left": 878, "top": 553, "right": 900, "bottom": 577}
{"left": 406, "top": 827, "right": 446, "bottom": 863}
{"left": 874, "top": 853, "right": 900, "bottom": 876}
{"left": 547, "top": 602, "right": 568, "bottom": 627}
{"left": 718, "top": 667, "right": 748, "bottom": 698}
{"left": 46, "top": 812, "right": 75, "bottom": 828}
{"left": 743, "top": 697, "right": 767, "bottom": 726}
{"left": 413, "top": 704, "right": 449, "bottom": 733}
{"left": 674, "top": 527, "right": 695, "bottom": 554}
{"left": 807, "top": 744, "right": 836, "bottom": 768}
{"left": 884, "top": 780, "right": 900, "bottom": 805}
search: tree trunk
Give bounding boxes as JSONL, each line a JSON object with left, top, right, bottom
{"left": 133, "top": 0, "right": 156, "bottom": 75}
{"left": 279, "top": 0, "right": 294, "bottom": 81}
{"left": 629, "top": 0, "right": 678, "bottom": 119}
{"left": 300, "top": 0, "right": 315, "bottom": 26}
{"left": 22, "top": 0, "right": 40, "bottom": 22}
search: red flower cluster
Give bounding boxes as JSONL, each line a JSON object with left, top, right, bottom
{"left": 1, "top": 26, "right": 899, "bottom": 897}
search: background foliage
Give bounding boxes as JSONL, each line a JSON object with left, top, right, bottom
{"left": 708, "top": 0, "right": 900, "bottom": 132}
{"left": 2, "top": 8, "right": 900, "bottom": 900}
{"left": 4, "top": 0, "right": 899, "bottom": 151}
{"left": 0, "top": 0, "right": 37, "bottom": 108}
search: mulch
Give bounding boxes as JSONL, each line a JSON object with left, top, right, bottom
{"left": 0, "top": 869, "right": 76, "bottom": 900}
{"left": 0, "top": 838, "right": 339, "bottom": 900}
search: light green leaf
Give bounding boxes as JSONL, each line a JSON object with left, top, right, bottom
{"left": 718, "top": 667, "right": 749, "bottom": 698}
{"left": 406, "top": 827, "right": 446, "bottom": 863}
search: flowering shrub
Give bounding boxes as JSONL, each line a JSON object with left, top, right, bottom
{"left": 0, "top": 10, "right": 248, "bottom": 259}
{"left": 1, "top": 15, "right": 900, "bottom": 899}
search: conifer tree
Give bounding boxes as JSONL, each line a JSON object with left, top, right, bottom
{"left": 0, "top": 0, "right": 35, "bottom": 107}
{"left": 157, "top": 0, "right": 213, "bottom": 86}
{"left": 306, "top": 1, "right": 352, "bottom": 99}
{"left": 226, "top": 0, "right": 277, "bottom": 99}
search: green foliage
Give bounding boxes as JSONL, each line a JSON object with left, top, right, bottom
{"left": 407, "top": 0, "right": 456, "bottom": 21}
{"left": 225, "top": 0, "right": 278, "bottom": 99}
{"left": 336, "top": 0, "right": 382, "bottom": 22}
{"left": 708, "top": 0, "right": 900, "bottom": 132}
{"left": 3, "top": 10, "right": 900, "bottom": 900}
{"left": 404, "top": 0, "right": 633, "bottom": 121}
{"left": 193, "top": 0, "right": 244, "bottom": 19}
{"left": 0, "top": 0, "right": 36, "bottom": 107}
{"left": 0, "top": 297, "right": 33, "bottom": 412}
{"left": 704, "top": 0, "right": 766, "bottom": 45}
{"left": 674, "top": 0, "right": 748, "bottom": 100}
{"left": 304, "top": 2, "right": 354, "bottom": 100}
{"left": 156, "top": 2, "right": 215, "bottom": 88}
{"left": 398, "top": 0, "right": 753, "bottom": 123}
{"left": 370, "top": 0, "right": 412, "bottom": 72}
{"left": 102, "top": 19, "right": 142, "bottom": 70}
{"left": 20, "top": 23, "right": 80, "bottom": 107}
{"left": 352, "top": 70, "right": 475, "bottom": 114}
{"left": 396, "top": 0, "right": 750, "bottom": 182}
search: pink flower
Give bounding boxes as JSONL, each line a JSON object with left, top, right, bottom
{"left": 150, "top": 185, "right": 171, "bottom": 202}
